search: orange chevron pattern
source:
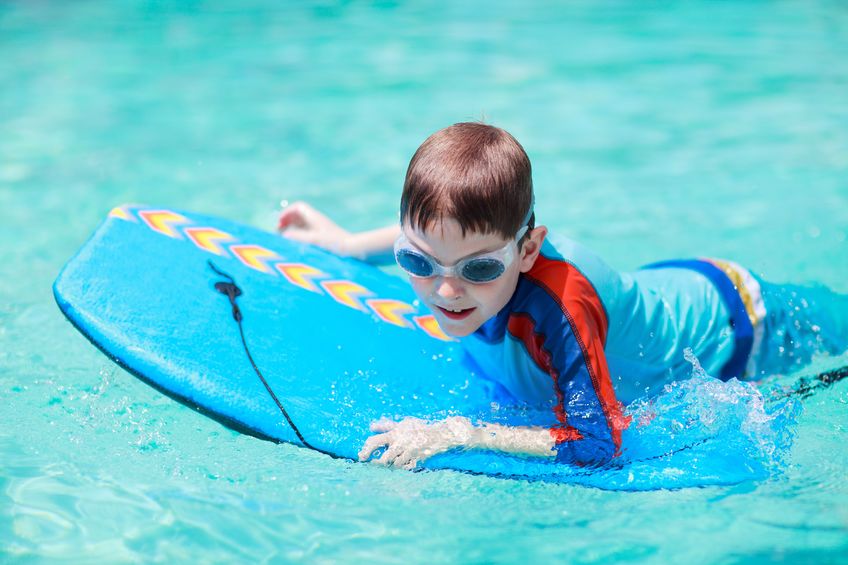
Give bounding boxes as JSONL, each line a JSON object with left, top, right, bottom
{"left": 276, "top": 263, "right": 329, "bottom": 293}
{"left": 321, "top": 280, "right": 373, "bottom": 312}
{"left": 366, "top": 299, "right": 416, "bottom": 328}
{"left": 108, "top": 206, "right": 136, "bottom": 221}
{"left": 229, "top": 244, "right": 281, "bottom": 273}
{"left": 124, "top": 206, "right": 456, "bottom": 342}
{"left": 414, "top": 315, "right": 455, "bottom": 342}
{"left": 138, "top": 210, "right": 190, "bottom": 238}
{"left": 184, "top": 227, "right": 235, "bottom": 256}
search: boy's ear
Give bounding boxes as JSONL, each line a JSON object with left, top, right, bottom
{"left": 518, "top": 226, "right": 547, "bottom": 273}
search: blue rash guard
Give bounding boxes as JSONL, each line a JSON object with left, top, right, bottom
{"left": 459, "top": 235, "right": 848, "bottom": 466}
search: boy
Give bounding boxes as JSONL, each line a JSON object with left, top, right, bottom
{"left": 278, "top": 123, "right": 848, "bottom": 470}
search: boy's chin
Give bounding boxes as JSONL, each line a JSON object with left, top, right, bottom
{"left": 442, "top": 326, "right": 476, "bottom": 338}
{"left": 435, "top": 315, "right": 483, "bottom": 338}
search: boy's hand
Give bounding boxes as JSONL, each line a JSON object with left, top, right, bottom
{"left": 358, "top": 416, "right": 476, "bottom": 470}
{"left": 277, "top": 201, "right": 352, "bottom": 255}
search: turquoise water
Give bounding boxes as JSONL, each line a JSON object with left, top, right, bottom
{"left": 2, "top": 0, "right": 847, "bottom": 562}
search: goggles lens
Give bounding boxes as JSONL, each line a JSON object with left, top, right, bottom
{"left": 395, "top": 248, "right": 435, "bottom": 278}
{"left": 459, "top": 257, "right": 505, "bottom": 282}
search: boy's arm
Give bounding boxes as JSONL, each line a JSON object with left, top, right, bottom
{"left": 278, "top": 201, "right": 399, "bottom": 264}
{"left": 517, "top": 257, "right": 631, "bottom": 467}
{"left": 358, "top": 416, "right": 556, "bottom": 470}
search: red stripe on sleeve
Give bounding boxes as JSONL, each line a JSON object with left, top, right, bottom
{"left": 507, "top": 314, "right": 584, "bottom": 443}
{"left": 524, "top": 256, "right": 630, "bottom": 452}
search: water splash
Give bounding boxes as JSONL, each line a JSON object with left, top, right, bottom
{"left": 422, "top": 348, "right": 802, "bottom": 490}
{"left": 610, "top": 348, "right": 801, "bottom": 489}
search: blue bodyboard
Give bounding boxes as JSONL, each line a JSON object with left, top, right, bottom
{"left": 54, "top": 205, "right": 796, "bottom": 489}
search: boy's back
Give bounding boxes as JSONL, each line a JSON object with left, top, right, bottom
{"left": 462, "top": 235, "right": 738, "bottom": 405}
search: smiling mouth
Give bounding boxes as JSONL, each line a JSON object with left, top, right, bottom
{"left": 435, "top": 305, "right": 476, "bottom": 320}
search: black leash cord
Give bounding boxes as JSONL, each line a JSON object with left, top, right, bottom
{"left": 787, "top": 365, "right": 848, "bottom": 400}
{"left": 208, "top": 261, "right": 336, "bottom": 458}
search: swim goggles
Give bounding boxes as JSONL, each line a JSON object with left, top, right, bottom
{"left": 394, "top": 199, "right": 535, "bottom": 284}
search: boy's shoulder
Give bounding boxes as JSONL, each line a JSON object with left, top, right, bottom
{"left": 473, "top": 235, "right": 615, "bottom": 348}
{"left": 475, "top": 235, "right": 622, "bottom": 343}
{"left": 525, "top": 236, "right": 613, "bottom": 299}
{"left": 522, "top": 234, "right": 623, "bottom": 323}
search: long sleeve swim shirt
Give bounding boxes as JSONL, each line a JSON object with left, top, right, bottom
{"left": 459, "top": 235, "right": 738, "bottom": 466}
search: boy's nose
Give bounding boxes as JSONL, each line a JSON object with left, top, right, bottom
{"left": 434, "top": 276, "right": 465, "bottom": 300}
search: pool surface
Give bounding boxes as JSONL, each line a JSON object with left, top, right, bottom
{"left": 2, "top": 1, "right": 847, "bottom": 562}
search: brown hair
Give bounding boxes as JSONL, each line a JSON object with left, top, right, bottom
{"left": 400, "top": 122, "right": 534, "bottom": 239}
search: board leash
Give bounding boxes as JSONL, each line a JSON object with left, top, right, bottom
{"left": 768, "top": 364, "right": 848, "bottom": 401}
{"left": 208, "top": 261, "right": 337, "bottom": 458}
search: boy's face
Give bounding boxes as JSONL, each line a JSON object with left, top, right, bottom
{"left": 401, "top": 218, "right": 546, "bottom": 337}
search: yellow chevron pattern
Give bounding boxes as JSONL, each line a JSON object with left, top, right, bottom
{"left": 184, "top": 227, "right": 235, "bottom": 256}
{"left": 138, "top": 210, "right": 190, "bottom": 238}
{"left": 229, "top": 244, "right": 280, "bottom": 274}
{"left": 321, "top": 280, "right": 373, "bottom": 312}
{"left": 124, "top": 206, "right": 452, "bottom": 342}
{"left": 414, "top": 315, "right": 455, "bottom": 342}
{"left": 108, "top": 206, "right": 135, "bottom": 221}
{"left": 276, "top": 263, "right": 329, "bottom": 293}
{"left": 366, "top": 299, "right": 416, "bottom": 328}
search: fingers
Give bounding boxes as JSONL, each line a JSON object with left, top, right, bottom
{"left": 358, "top": 432, "right": 390, "bottom": 462}
{"left": 358, "top": 431, "right": 414, "bottom": 469}
{"left": 380, "top": 444, "right": 421, "bottom": 470}
{"left": 276, "top": 202, "right": 352, "bottom": 256}
{"left": 278, "top": 201, "right": 339, "bottom": 233}
{"left": 359, "top": 417, "right": 433, "bottom": 470}
{"left": 277, "top": 201, "right": 309, "bottom": 231}
{"left": 377, "top": 444, "right": 404, "bottom": 466}
{"left": 359, "top": 419, "right": 409, "bottom": 467}
{"left": 358, "top": 433, "right": 406, "bottom": 467}
{"left": 396, "top": 452, "right": 419, "bottom": 470}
